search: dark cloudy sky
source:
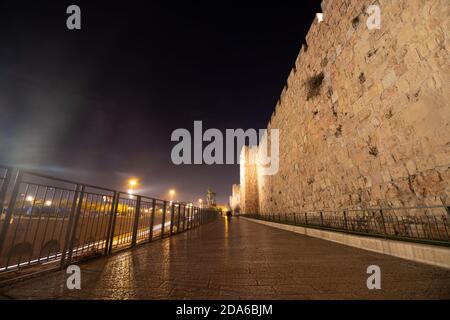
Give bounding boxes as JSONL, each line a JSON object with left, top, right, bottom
{"left": 0, "top": 0, "right": 321, "bottom": 203}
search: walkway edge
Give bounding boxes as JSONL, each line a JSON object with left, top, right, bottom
{"left": 240, "top": 217, "right": 450, "bottom": 270}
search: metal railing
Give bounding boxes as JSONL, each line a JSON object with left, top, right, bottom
{"left": 0, "top": 166, "right": 12, "bottom": 214}
{"left": 0, "top": 168, "right": 217, "bottom": 278}
{"left": 243, "top": 205, "right": 450, "bottom": 246}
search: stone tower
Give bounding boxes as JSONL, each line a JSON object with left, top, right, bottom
{"left": 206, "top": 189, "right": 216, "bottom": 208}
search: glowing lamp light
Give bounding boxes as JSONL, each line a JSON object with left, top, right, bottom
{"left": 316, "top": 13, "right": 324, "bottom": 23}
{"left": 26, "top": 196, "right": 34, "bottom": 202}
{"left": 45, "top": 201, "right": 52, "bottom": 206}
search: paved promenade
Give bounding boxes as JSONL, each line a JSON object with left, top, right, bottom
{"left": 0, "top": 217, "right": 449, "bottom": 299}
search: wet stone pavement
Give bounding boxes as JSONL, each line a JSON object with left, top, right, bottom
{"left": 0, "top": 217, "right": 449, "bottom": 300}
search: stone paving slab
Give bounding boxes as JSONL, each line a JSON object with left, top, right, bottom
{"left": 0, "top": 217, "right": 449, "bottom": 300}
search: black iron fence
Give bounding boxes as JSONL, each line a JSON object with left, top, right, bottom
{"left": 0, "top": 167, "right": 217, "bottom": 277}
{"left": 0, "top": 167, "right": 12, "bottom": 214}
{"left": 243, "top": 205, "right": 450, "bottom": 246}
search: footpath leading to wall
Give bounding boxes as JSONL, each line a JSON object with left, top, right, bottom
{"left": 241, "top": 217, "right": 450, "bottom": 269}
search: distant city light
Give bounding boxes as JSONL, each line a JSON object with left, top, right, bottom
{"left": 26, "top": 196, "right": 34, "bottom": 202}
{"left": 45, "top": 201, "right": 52, "bottom": 206}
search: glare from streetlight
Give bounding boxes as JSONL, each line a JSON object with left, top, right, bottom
{"left": 169, "top": 189, "right": 175, "bottom": 202}
{"left": 128, "top": 179, "right": 138, "bottom": 187}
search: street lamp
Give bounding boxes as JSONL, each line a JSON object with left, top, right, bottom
{"left": 129, "top": 179, "right": 137, "bottom": 187}
{"left": 127, "top": 178, "right": 139, "bottom": 198}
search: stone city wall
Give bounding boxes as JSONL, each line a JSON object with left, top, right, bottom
{"left": 241, "top": 0, "right": 449, "bottom": 214}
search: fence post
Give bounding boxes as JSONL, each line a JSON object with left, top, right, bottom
{"left": 343, "top": 210, "right": 348, "bottom": 230}
{"left": 177, "top": 204, "right": 182, "bottom": 231}
{"left": 170, "top": 202, "right": 175, "bottom": 235}
{"left": 107, "top": 192, "right": 120, "bottom": 254}
{"left": 193, "top": 208, "right": 196, "bottom": 227}
{"left": 0, "top": 167, "right": 12, "bottom": 215}
{"left": 131, "top": 196, "right": 141, "bottom": 247}
{"left": 293, "top": 213, "right": 297, "bottom": 225}
{"left": 320, "top": 211, "right": 324, "bottom": 226}
{"left": 161, "top": 201, "right": 167, "bottom": 238}
{"left": 0, "top": 170, "right": 22, "bottom": 259}
{"left": 65, "top": 185, "right": 86, "bottom": 264}
{"left": 181, "top": 205, "right": 186, "bottom": 231}
{"left": 149, "top": 199, "right": 156, "bottom": 241}
{"left": 305, "top": 212, "right": 308, "bottom": 225}
{"left": 60, "top": 184, "right": 81, "bottom": 267}
{"left": 380, "top": 209, "right": 387, "bottom": 236}
{"left": 104, "top": 192, "right": 118, "bottom": 255}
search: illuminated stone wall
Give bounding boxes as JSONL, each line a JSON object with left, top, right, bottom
{"left": 241, "top": 0, "right": 449, "bottom": 214}
{"left": 240, "top": 146, "right": 259, "bottom": 213}
{"left": 230, "top": 184, "right": 241, "bottom": 213}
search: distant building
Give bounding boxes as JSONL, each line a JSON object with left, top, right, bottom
{"left": 206, "top": 188, "right": 216, "bottom": 208}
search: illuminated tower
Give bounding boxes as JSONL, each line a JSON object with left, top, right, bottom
{"left": 206, "top": 189, "right": 216, "bottom": 208}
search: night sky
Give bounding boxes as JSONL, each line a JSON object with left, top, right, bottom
{"left": 0, "top": 0, "right": 321, "bottom": 204}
